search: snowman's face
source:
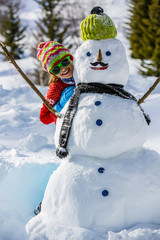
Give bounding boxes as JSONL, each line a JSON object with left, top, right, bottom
{"left": 75, "top": 39, "right": 129, "bottom": 86}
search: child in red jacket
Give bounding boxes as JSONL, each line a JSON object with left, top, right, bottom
{"left": 37, "top": 41, "right": 75, "bottom": 125}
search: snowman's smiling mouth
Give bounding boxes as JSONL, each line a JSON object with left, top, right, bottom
{"left": 89, "top": 62, "right": 109, "bottom": 70}
{"left": 90, "top": 66, "right": 109, "bottom": 70}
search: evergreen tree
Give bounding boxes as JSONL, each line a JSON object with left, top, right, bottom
{"left": 31, "top": 0, "right": 71, "bottom": 86}
{"left": 34, "top": 0, "right": 70, "bottom": 45}
{"left": 0, "top": 0, "right": 26, "bottom": 60}
{"left": 127, "top": 0, "right": 151, "bottom": 59}
{"left": 126, "top": 0, "right": 160, "bottom": 76}
{"left": 61, "top": 0, "right": 85, "bottom": 51}
{"left": 146, "top": 0, "right": 160, "bottom": 76}
{"left": 31, "top": 0, "right": 86, "bottom": 85}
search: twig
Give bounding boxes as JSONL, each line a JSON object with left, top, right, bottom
{"left": 137, "top": 77, "right": 160, "bottom": 105}
{"left": 0, "top": 42, "right": 61, "bottom": 118}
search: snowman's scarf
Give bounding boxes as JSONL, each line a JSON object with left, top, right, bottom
{"left": 56, "top": 82, "right": 150, "bottom": 159}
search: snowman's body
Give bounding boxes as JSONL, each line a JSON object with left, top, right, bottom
{"left": 26, "top": 38, "right": 160, "bottom": 239}
{"left": 55, "top": 92, "right": 148, "bottom": 159}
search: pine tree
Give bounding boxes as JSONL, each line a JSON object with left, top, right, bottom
{"left": 61, "top": 0, "right": 85, "bottom": 51}
{"left": 146, "top": 0, "right": 160, "bottom": 76}
{"left": 31, "top": 0, "right": 71, "bottom": 86}
{"left": 126, "top": 0, "right": 160, "bottom": 76}
{"left": 34, "top": 0, "right": 70, "bottom": 45}
{"left": 0, "top": 1, "right": 26, "bottom": 60}
{"left": 31, "top": 0, "right": 86, "bottom": 85}
{"left": 127, "top": 0, "right": 151, "bottom": 59}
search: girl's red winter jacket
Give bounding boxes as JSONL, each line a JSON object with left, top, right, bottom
{"left": 39, "top": 78, "right": 74, "bottom": 125}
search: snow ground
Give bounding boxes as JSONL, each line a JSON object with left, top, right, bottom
{"left": 0, "top": 54, "right": 160, "bottom": 240}
{"left": 0, "top": 0, "right": 160, "bottom": 239}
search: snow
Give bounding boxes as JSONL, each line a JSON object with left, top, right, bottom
{"left": 0, "top": 0, "right": 160, "bottom": 240}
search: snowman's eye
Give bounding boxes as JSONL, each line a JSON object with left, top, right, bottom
{"left": 86, "top": 52, "right": 91, "bottom": 57}
{"left": 106, "top": 51, "right": 111, "bottom": 56}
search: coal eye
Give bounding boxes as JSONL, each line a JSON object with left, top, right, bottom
{"left": 106, "top": 51, "right": 111, "bottom": 56}
{"left": 86, "top": 52, "right": 91, "bottom": 56}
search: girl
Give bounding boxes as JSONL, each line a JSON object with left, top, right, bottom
{"left": 37, "top": 41, "right": 75, "bottom": 125}
{"left": 34, "top": 41, "right": 75, "bottom": 215}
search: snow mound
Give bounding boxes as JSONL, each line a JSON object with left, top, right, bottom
{"left": 26, "top": 221, "right": 160, "bottom": 240}
{"left": 0, "top": 162, "right": 59, "bottom": 240}
{"left": 108, "top": 224, "right": 160, "bottom": 240}
{"left": 22, "top": 133, "right": 48, "bottom": 152}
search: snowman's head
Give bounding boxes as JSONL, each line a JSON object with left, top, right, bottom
{"left": 75, "top": 38, "right": 129, "bottom": 86}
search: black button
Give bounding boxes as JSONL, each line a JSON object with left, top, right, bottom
{"left": 102, "top": 190, "right": 109, "bottom": 197}
{"left": 95, "top": 101, "right": 101, "bottom": 106}
{"left": 98, "top": 167, "right": 105, "bottom": 173}
{"left": 96, "top": 119, "right": 103, "bottom": 126}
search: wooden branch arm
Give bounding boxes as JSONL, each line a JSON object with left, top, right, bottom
{"left": 137, "top": 77, "right": 160, "bottom": 105}
{"left": 0, "top": 42, "right": 61, "bottom": 118}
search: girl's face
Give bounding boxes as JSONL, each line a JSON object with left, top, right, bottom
{"left": 56, "top": 61, "right": 74, "bottom": 79}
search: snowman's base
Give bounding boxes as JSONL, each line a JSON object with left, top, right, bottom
{"left": 26, "top": 217, "right": 107, "bottom": 240}
{"left": 26, "top": 219, "right": 160, "bottom": 240}
{"left": 26, "top": 148, "right": 160, "bottom": 239}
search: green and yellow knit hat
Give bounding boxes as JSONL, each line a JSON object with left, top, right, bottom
{"left": 37, "top": 41, "right": 73, "bottom": 75}
{"left": 80, "top": 7, "right": 117, "bottom": 41}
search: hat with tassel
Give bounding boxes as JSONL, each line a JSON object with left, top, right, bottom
{"left": 37, "top": 41, "right": 73, "bottom": 75}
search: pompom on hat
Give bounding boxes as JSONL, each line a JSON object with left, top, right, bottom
{"left": 80, "top": 6, "right": 117, "bottom": 41}
{"left": 37, "top": 41, "right": 73, "bottom": 75}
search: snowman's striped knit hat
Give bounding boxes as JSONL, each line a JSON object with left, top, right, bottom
{"left": 37, "top": 41, "right": 73, "bottom": 74}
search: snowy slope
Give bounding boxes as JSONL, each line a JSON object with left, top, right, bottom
{"left": 0, "top": 0, "right": 160, "bottom": 239}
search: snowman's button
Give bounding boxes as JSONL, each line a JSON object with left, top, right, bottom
{"left": 102, "top": 190, "right": 109, "bottom": 197}
{"left": 95, "top": 101, "right": 101, "bottom": 106}
{"left": 96, "top": 119, "right": 103, "bottom": 126}
{"left": 98, "top": 167, "right": 105, "bottom": 173}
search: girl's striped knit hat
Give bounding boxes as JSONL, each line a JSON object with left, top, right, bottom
{"left": 37, "top": 41, "right": 73, "bottom": 75}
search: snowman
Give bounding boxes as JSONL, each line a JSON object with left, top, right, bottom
{"left": 26, "top": 7, "right": 160, "bottom": 240}
{"left": 54, "top": 6, "right": 150, "bottom": 160}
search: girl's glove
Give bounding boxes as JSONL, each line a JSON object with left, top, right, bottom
{"left": 54, "top": 86, "right": 75, "bottom": 112}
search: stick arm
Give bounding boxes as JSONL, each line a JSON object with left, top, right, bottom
{"left": 137, "top": 77, "right": 160, "bottom": 105}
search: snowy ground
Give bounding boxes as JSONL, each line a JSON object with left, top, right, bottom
{"left": 0, "top": 0, "right": 160, "bottom": 239}
{"left": 0, "top": 59, "right": 160, "bottom": 240}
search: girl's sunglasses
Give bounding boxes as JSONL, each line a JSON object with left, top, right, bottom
{"left": 50, "top": 56, "right": 71, "bottom": 75}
